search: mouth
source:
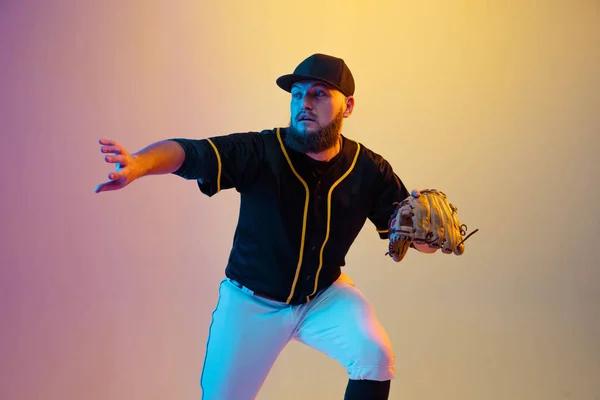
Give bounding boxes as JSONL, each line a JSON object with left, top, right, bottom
{"left": 297, "top": 114, "right": 317, "bottom": 123}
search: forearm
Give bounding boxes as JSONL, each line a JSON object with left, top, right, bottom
{"left": 133, "top": 140, "right": 185, "bottom": 177}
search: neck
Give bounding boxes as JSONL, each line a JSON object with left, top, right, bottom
{"left": 306, "top": 136, "right": 342, "bottom": 162}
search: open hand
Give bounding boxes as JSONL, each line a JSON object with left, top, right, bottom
{"left": 94, "top": 139, "right": 144, "bottom": 193}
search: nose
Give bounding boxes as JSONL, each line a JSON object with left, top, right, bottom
{"left": 301, "top": 94, "right": 313, "bottom": 110}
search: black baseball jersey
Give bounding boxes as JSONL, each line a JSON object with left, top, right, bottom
{"left": 170, "top": 127, "right": 409, "bottom": 305}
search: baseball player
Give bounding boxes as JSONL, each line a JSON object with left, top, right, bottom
{"left": 95, "top": 53, "right": 469, "bottom": 399}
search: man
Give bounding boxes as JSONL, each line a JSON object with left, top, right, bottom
{"left": 95, "top": 53, "right": 425, "bottom": 399}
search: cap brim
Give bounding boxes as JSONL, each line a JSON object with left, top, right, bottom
{"left": 276, "top": 74, "right": 346, "bottom": 95}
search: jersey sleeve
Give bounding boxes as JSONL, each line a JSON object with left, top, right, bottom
{"left": 169, "top": 132, "right": 265, "bottom": 196}
{"left": 368, "top": 159, "right": 410, "bottom": 239}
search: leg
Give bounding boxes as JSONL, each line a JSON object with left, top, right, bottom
{"left": 201, "top": 279, "right": 295, "bottom": 400}
{"left": 293, "top": 273, "right": 394, "bottom": 399}
{"left": 344, "top": 378, "right": 390, "bottom": 400}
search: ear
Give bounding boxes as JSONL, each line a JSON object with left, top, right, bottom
{"left": 343, "top": 96, "right": 355, "bottom": 118}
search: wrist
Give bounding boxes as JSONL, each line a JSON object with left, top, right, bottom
{"left": 131, "top": 153, "right": 151, "bottom": 178}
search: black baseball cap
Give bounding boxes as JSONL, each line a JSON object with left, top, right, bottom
{"left": 276, "top": 53, "right": 355, "bottom": 96}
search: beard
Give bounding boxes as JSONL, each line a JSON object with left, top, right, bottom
{"left": 284, "top": 108, "right": 344, "bottom": 154}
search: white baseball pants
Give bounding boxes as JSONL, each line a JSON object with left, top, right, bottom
{"left": 200, "top": 273, "right": 395, "bottom": 400}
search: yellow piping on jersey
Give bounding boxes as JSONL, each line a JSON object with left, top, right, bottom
{"left": 206, "top": 138, "right": 222, "bottom": 193}
{"left": 276, "top": 128, "right": 310, "bottom": 304}
{"left": 310, "top": 141, "right": 361, "bottom": 298}
{"left": 377, "top": 229, "right": 389, "bottom": 234}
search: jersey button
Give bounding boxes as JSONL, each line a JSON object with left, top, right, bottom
{"left": 311, "top": 245, "right": 317, "bottom": 251}
{"left": 306, "top": 275, "right": 312, "bottom": 281}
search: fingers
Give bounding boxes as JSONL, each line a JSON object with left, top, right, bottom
{"left": 94, "top": 179, "right": 126, "bottom": 193}
{"left": 99, "top": 139, "right": 130, "bottom": 156}
{"left": 100, "top": 145, "right": 126, "bottom": 155}
{"left": 107, "top": 170, "right": 126, "bottom": 181}
{"left": 99, "top": 139, "right": 119, "bottom": 146}
{"left": 96, "top": 139, "right": 133, "bottom": 193}
{"left": 104, "top": 154, "right": 127, "bottom": 166}
{"left": 411, "top": 189, "right": 421, "bottom": 198}
{"left": 94, "top": 170, "right": 132, "bottom": 193}
{"left": 99, "top": 138, "right": 130, "bottom": 170}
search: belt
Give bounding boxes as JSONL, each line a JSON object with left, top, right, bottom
{"left": 228, "top": 279, "right": 283, "bottom": 303}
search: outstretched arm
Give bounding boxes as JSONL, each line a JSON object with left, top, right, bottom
{"left": 94, "top": 138, "right": 185, "bottom": 193}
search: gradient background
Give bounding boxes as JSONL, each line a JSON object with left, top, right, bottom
{"left": 2, "top": 1, "right": 599, "bottom": 399}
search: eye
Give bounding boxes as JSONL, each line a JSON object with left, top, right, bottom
{"left": 316, "top": 90, "right": 325, "bottom": 97}
{"left": 292, "top": 92, "right": 302, "bottom": 99}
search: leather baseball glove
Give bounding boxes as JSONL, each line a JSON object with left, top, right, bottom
{"left": 386, "top": 189, "right": 478, "bottom": 262}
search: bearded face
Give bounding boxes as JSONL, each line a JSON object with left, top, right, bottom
{"left": 285, "top": 107, "right": 344, "bottom": 154}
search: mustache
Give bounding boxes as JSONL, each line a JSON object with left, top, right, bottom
{"left": 285, "top": 109, "right": 343, "bottom": 154}
{"left": 296, "top": 112, "right": 317, "bottom": 122}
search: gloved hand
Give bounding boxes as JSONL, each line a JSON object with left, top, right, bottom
{"left": 386, "top": 189, "right": 478, "bottom": 262}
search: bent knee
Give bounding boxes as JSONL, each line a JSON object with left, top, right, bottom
{"left": 346, "top": 337, "right": 395, "bottom": 380}
{"left": 356, "top": 337, "right": 395, "bottom": 367}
